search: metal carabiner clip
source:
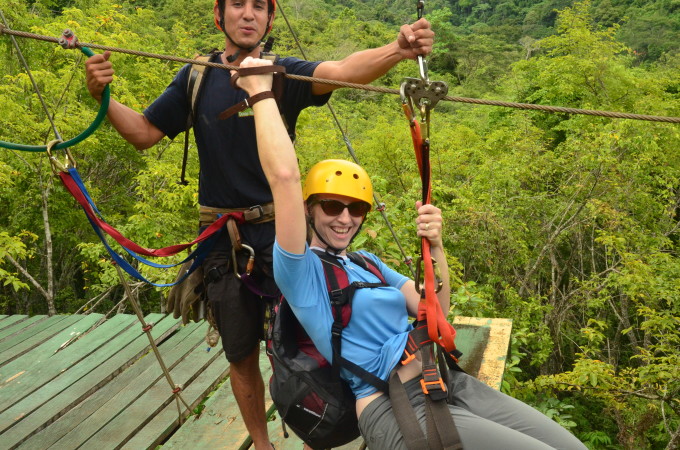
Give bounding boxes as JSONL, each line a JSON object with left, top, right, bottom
{"left": 45, "top": 140, "right": 76, "bottom": 176}
{"left": 231, "top": 243, "right": 255, "bottom": 279}
{"left": 414, "top": 256, "right": 444, "bottom": 294}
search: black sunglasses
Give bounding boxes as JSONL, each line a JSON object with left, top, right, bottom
{"left": 316, "top": 199, "right": 370, "bottom": 218}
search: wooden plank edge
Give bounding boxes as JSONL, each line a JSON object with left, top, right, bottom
{"left": 121, "top": 358, "right": 230, "bottom": 449}
{"left": 3, "top": 315, "right": 182, "bottom": 450}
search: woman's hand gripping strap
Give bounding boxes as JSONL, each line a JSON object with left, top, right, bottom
{"left": 218, "top": 64, "right": 286, "bottom": 120}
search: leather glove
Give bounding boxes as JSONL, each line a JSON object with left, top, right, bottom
{"left": 166, "top": 261, "right": 205, "bottom": 324}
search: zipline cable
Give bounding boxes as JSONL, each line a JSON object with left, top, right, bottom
{"left": 2, "top": 24, "right": 678, "bottom": 124}
{"left": 275, "top": 0, "right": 416, "bottom": 277}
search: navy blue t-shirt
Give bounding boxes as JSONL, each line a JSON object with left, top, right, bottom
{"left": 144, "top": 55, "right": 330, "bottom": 209}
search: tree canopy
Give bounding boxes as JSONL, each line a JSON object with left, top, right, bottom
{"left": 1, "top": 0, "right": 679, "bottom": 447}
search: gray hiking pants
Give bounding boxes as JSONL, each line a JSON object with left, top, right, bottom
{"left": 358, "top": 370, "right": 587, "bottom": 450}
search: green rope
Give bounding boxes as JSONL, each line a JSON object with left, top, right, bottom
{"left": 0, "top": 47, "right": 110, "bottom": 152}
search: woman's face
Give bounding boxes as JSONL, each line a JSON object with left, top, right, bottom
{"left": 307, "top": 193, "right": 369, "bottom": 253}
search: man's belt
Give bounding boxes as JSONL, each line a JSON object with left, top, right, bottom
{"left": 199, "top": 203, "right": 275, "bottom": 228}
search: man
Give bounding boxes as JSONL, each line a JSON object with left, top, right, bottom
{"left": 85, "top": 1, "right": 433, "bottom": 448}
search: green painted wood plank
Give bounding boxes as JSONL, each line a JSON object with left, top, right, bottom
{"left": 0, "top": 314, "right": 106, "bottom": 386}
{"left": 18, "top": 320, "right": 204, "bottom": 450}
{"left": 41, "top": 322, "right": 209, "bottom": 450}
{"left": 77, "top": 333, "right": 225, "bottom": 449}
{"left": 0, "top": 314, "right": 102, "bottom": 386}
{"left": 0, "top": 313, "right": 118, "bottom": 412}
{"left": 0, "top": 315, "right": 85, "bottom": 366}
{"left": 0, "top": 314, "right": 102, "bottom": 368}
{"left": 453, "top": 323, "right": 492, "bottom": 378}
{"left": 452, "top": 317, "right": 512, "bottom": 390}
{"left": 0, "top": 316, "right": 47, "bottom": 342}
{"left": 0, "top": 314, "right": 181, "bottom": 449}
{"left": 163, "top": 345, "right": 268, "bottom": 450}
{"left": 0, "top": 314, "right": 113, "bottom": 388}
{"left": 0, "top": 316, "right": 28, "bottom": 332}
{"left": 121, "top": 356, "right": 229, "bottom": 450}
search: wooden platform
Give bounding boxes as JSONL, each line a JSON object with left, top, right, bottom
{"left": 0, "top": 314, "right": 511, "bottom": 449}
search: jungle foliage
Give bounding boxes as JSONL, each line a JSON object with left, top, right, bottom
{"left": 1, "top": 0, "right": 679, "bottom": 447}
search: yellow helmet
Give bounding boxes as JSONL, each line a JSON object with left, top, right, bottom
{"left": 302, "top": 159, "right": 373, "bottom": 209}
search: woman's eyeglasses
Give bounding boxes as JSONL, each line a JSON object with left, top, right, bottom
{"left": 317, "top": 199, "right": 370, "bottom": 218}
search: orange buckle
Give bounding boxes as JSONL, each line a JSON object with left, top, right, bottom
{"left": 420, "top": 377, "right": 447, "bottom": 395}
{"left": 401, "top": 350, "right": 416, "bottom": 365}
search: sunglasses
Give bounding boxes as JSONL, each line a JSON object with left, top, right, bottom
{"left": 316, "top": 199, "right": 371, "bottom": 218}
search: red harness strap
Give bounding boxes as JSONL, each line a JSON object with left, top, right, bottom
{"left": 402, "top": 104, "right": 457, "bottom": 354}
{"left": 59, "top": 170, "right": 244, "bottom": 257}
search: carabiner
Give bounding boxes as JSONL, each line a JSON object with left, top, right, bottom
{"left": 45, "top": 140, "right": 76, "bottom": 176}
{"left": 414, "top": 256, "right": 443, "bottom": 294}
{"left": 231, "top": 243, "right": 255, "bottom": 280}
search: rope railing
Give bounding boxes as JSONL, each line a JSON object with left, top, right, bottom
{"left": 0, "top": 19, "right": 192, "bottom": 421}
{"left": 2, "top": 24, "right": 679, "bottom": 124}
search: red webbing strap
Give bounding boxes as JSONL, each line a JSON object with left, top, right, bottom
{"left": 401, "top": 105, "right": 456, "bottom": 353}
{"left": 59, "top": 171, "right": 244, "bottom": 257}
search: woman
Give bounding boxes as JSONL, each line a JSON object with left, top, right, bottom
{"left": 236, "top": 57, "right": 586, "bottom": 449}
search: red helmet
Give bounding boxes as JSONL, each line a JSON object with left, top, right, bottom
{"left": 214, "top": 0, "right": 276, "bottom": 35}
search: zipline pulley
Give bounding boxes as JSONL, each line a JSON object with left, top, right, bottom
{"left": 400, "top": 78, "right": 448, "bottom": 140}
{"left": 58, "top": 28, "right": 78, "bottom": 49}
{"left": 400, "top": 0, "right": 448, "bottom": 140}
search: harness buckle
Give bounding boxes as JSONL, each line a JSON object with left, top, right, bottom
{"left": 247, "top": 204, "right": 264, "bottom": 220}
{"left": 421, "top": 365, "right": 447, "bottom": 400}
{"left": 331, "top": 322, "right": 343, "bottom": 338}
{"left": 420, "top": 377, "right": 448, "bottom": 400}
{"left": 401, "top": 350, "right": 417, "bottom": 365}
{"left": 330, "top": 288, "right": 345, "bottom": 306}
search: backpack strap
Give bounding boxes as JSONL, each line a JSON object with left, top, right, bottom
{"left": 312, "top": 249, "right": 390, "bottom": 392}
{"left": 180, "top": 52, "right": 217, "bottom": 185}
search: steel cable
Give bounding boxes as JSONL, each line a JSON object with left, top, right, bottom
{"left": 2, "top": 24, "right": 678, "bottom": 124}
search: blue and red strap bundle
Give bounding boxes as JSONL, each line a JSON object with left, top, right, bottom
{"left": 59, "top": 166, "right": 236, "bottom": 287}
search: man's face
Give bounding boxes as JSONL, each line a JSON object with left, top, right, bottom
{"left": 215, "top": 0, "right": 271, "bottom": 49}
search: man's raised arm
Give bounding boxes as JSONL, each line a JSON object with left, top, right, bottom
{"left": 311, "top": 18, "right": 434, "bottom": 96}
